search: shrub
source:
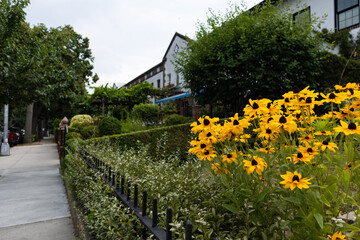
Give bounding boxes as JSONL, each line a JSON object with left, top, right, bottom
{"left": 131, "top": 103, "right": 159, "bottom": 125}
{"left": 98, "top": 116, "right": 122, "bottom": 137}
{"left": 86, "top": 123, "right": 191, "bottom": 161}
{"left": 65, "top": 132, "right": 81, "bottom": 140}
{"left": 212, "top": 105, "right": 226, "bottom": 118}
{"left": 163, "top": 114, "right": 192, "bottom": 126}
{"left": 199, "top": 106, "right": 209, "bottom": 117}
{"left": 69, "top": 114, "right": 93, "bottom": 127}
{"left": 160, "top": 100, "right": 178, "bottom": 116}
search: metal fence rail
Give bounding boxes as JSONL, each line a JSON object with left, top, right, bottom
{"left": 80, "top": 150, "right": 212, "bottom": 240}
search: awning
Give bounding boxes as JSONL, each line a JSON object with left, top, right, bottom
{"left": 155, "top": 92, "right": 192, "bottom": 104}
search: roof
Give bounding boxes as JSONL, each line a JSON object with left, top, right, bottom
{"left": 162, "top": 32, "right": 188, "bottom": 60}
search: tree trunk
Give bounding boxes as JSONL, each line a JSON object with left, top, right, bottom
{"left": 24, "top": 103, "right": 33, "bottom": 143}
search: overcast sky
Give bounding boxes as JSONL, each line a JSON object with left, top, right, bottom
{"left": 25, "top": 0, "right": 263, "bottom": 89}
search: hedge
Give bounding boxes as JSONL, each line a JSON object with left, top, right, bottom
{"left": 84, "top": 123, "right": 192, "bottom": 161}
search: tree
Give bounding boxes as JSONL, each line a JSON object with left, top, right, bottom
{"left": 175, "top": 1, "right": 325, "bottom": 113}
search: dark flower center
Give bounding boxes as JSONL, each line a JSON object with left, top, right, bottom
{"left": 267, "top": 103, "right": 272, "bottom": 109}
{"left": 200, "top": 143, "right": 206, "bottom": 149}
{"left": 279, "top": 116, "right": 287, "bottom": 124}
{"left": 349, "top": 88, "right": 354, "bottom": 95}
{"left": 292, "top": 175, "right": 300, "bottom": 182}
{"left": 329, "top": 93, "right": 336, "bottom": 99}
{"left": 266, "top": 129, "right": 272, "bottom": 134}
{"left": 267, "top": 117, "right": 273, "bottom": 123}
{"left": 265, "top": 147, "right": 269, "bottom": 151}
{"left": 348, "top": 164, "right": 352, "bottom": 168}
{"left": 204, "top": 150, "right": 210, "bottom": 155}
{"left": 335, "top": 89, "right": 340, "bottom": 93}
{"left": 348, "top": 122, "right": 356, "bottom": 130}
{"left": 203, "top": 119, "right": 210, "bottom": 126}
{"left": 321, "top": 131, "right": 326, "bottom": 134}
{"left": 297, "top": 152, "right": 303, "bottom": 158}
{"left": 306, "top": 97, "right": 312, "bottom": 103}
{"left": 350, "top": 107, "right": 354, "bottom": 112}
{"left": 296, "top": 113, "right": 301, "bottom": 119}
{"left": 285, "top": 98, "right": 290, "bottom": 103}
{"left": 233, "top": 119, "right": 239, "bottom": 125}
{"left": 197, "top": 120, "right": 201, "bottom": 125}
{"left": 307, "top": 148, "right": 313, "bottom": 153}
{"left": 251, "top": 159, "right": 258, "bottom": 166}
{"left": 322, "top": 140, "right": 329, "bottom": 145}
{"left": 305, "top": 136, "right": 310, "bottom": 140}
{"left": 207, "top": 132, "right": 212, "bottom": 137}
{"left": 293, "top": 85, "right": 300, "bottom": 93}
{"left": 252, "top": 102, "right": 259, "bottom": 109}
{"left": 227, "top": 153, "right": 232, "bottom": 158}
{"left": 299, "top": 97, "right": 305, "bottom": 102}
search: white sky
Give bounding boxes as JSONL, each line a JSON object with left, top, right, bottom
{"left": 25, "top": 0, "right": 263, "bottom": 89}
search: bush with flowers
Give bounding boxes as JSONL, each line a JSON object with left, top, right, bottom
{"left": 189, "top": 82, "right": 360, "bottom": 239}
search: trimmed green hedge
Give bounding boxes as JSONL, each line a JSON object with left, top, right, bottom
{"left": 85, "top": 123, "right": 192, "bottom": 161}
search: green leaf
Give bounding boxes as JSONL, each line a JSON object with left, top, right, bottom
{"left": 222, "top": 204, "right": 243, "bottom": 215}
{"left": 338, "top": 224, "right": 360, "bottom": 232}
{"left": 313, "top": 213, "right": 324, "bottom": 229}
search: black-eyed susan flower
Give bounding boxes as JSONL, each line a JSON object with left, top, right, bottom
{"left": 314, "top": 130, "right": 333, "bottom": 136}
{"left": 259, "top": 146, "right": 275, "bottom": 154}
{"left": 211, "top": 163, "right": 228, "bottom": 175}
{"left": 328, "top": 231, "right": 346, "bottom": 240}
{"left": 271, "top": 114, "right": 298, "bottom": 133}
{"left": 198, "top": 116, "right": 219, "bottom": 130}
{"left": 197, "top": 148, "right": 217, "bottom": 161}
{"left": 222, "top": 150, "right": 238, "bottom": 164}
{"left": 243, "top": 98, "right": 271, "bottom": 118}
{"left": 334, "top": 121, "right": 360, "bottom": 135}
{"left": 288, "top": 151, "right": 313, "bottom": 164}
{"left": 226, "top": 113, "right": 249, "bottom": 136}
{"left": 199, "top": 129, "right": 218, "bottom": 143}
{"left": 298, "top": 134, "right": 314, "bottom": 143}
{"left": 315, "top": 140, "right": 338, "bottom": 152}
{"left": 298, "top": 144, "right": 319, "bottom": 157}
{"left": 320, "top": 92, "right": 345, "bottom": 104}
{"left": 243, "top": 156, "right": 267, "bottom": 175}
{"left": 345, "top": 162, "right": 354, "bottom": 170}
{"left": 280, "top": 171, "right": 311, "bottom": 190}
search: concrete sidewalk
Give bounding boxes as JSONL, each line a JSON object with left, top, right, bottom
{"left": 0, "top": 137, "right": 75, "bottom": 240}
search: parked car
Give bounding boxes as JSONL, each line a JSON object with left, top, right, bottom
{"left": 8, "top": 128, "right": 18, "bottom": 147}
{"left": 11, "top": 127, "right": 24, "bottom": 144}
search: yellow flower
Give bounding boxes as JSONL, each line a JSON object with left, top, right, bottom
{"left": 259, "top": 146, "right": 275, "bottom": 154}
{"left": 298, "top": 134, "right": 314, "bottom": 143}
{"left": 280, "top": 171, "right": 311, "bottom": 190}
{"left": 222, "top": 150, "right": 238, "bottom": 164}
{"left": 243, "top": 98, "right": 271, "bottom": 118}
{"left": 315, "top": 140, "right": 338, "bottom": 152}
{"left": 328, "top": 231, "right": 346, "bottom": 240}
{"left": 288, "top": 151, "right": 313, "bottom": 164}
{"left": 320, "top": 92, "right": 345, "bottom": 104}
{"left": 271, "top": 115, "right": 298, "bottom": 133}
{"left": 298, "top": 144, "right": 319, "bottom": 157}
{"left": 243, "top": 156, "right": 267, "bottom": 175}
{"left": 211, "top": 163, "right": 228, "bottom": 175}
{"left": 334, "top": 121, "right": 360, "bottom": 135}
{"left": 197, "top": 148, "right": 217, "bottom": 161}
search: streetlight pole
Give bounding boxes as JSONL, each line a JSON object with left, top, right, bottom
{"left": 1, "top": 104, "right": 10, "bottom": 156}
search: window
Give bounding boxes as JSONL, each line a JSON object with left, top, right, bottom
{"left": 176, "top": 73, "right": 180, "bottom": 86}
{"left": 336, "top": 0, "right": 359, "bottom": 30}
{"left": 293, "top": 7, "right": 310, "bottom": 25}
{"left": 167, "top": 74, "right": 171, "bottom": 85}
{"left": 157, "top": 79, "right": 160, "bottom": 88}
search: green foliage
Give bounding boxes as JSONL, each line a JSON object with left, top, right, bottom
{"left": 212, "top": 105, "right": 226, "bottom": 118}
{"left": 119, "top": 118, "right": 146, "bottom": 133}
{"left": 86, "top": 123, "right": 191, "bottom": 161}
{"left": 159, "top": 100, "right": 178, "bottom": 116}
{"left": 65, "top": 131, "right": 81, "bottom": 140}
{"left": 163, "top": 114, "right": 193, "bottom": 126}
{"left": 131, "top": 103, "right": 159, "bottom": 125}
{"left": 69, "top": 114, "right": 93, "bottom": 127}
{"left": 68, "top": 122, "right": 99, "bottom": 140}
{"left": 199, "top": 106, "right": 209, "bottom": 117}
{"left": 97, "top": 116, "right": 122, "bottom": 137}
{"left": 175, "top": 1, "right": 324, "bottom": 112}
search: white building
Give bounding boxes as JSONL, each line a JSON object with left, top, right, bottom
{"left": 257, "top": 0, "right": 360, "bottom": 35}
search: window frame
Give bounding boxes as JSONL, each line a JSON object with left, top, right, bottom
{"left": 293, "top": 6, "right": 311, "bottom": 24}
{"left": 336, "top": 0, "right": 360, "bottom": 31}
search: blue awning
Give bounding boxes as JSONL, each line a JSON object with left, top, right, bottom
{"left": 155, "top": 92, "right": 192, "bottom": 104}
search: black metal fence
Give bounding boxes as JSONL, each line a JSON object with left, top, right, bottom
{"left": 80, "top": 150, "right": 219, "bottom": 240}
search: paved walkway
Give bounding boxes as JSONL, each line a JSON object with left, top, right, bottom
{"left": 0, "top": 137, "right": 75, "bottom": 240}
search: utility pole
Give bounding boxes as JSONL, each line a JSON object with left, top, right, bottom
{"left": 1, "top": 104, "right": 10, "bottom": 156}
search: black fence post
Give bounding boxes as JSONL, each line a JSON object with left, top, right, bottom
{"left": 152, "top": 198, "right": 158, "bottom": 227}
{"left": 134, "top": 184, "right": 138, "bottom": 208}
{"left": 185, "top": 221, "right": 192, "bottom": 240}
{"left": 127, "top": 180, "right": 131, "bottom": 201}
{"left": 166, "top": 207, "right": 172, "bottom": 240}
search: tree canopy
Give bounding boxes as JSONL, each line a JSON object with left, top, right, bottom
{"left": 175, "top": 1, "right": 325, "bottom": 113}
